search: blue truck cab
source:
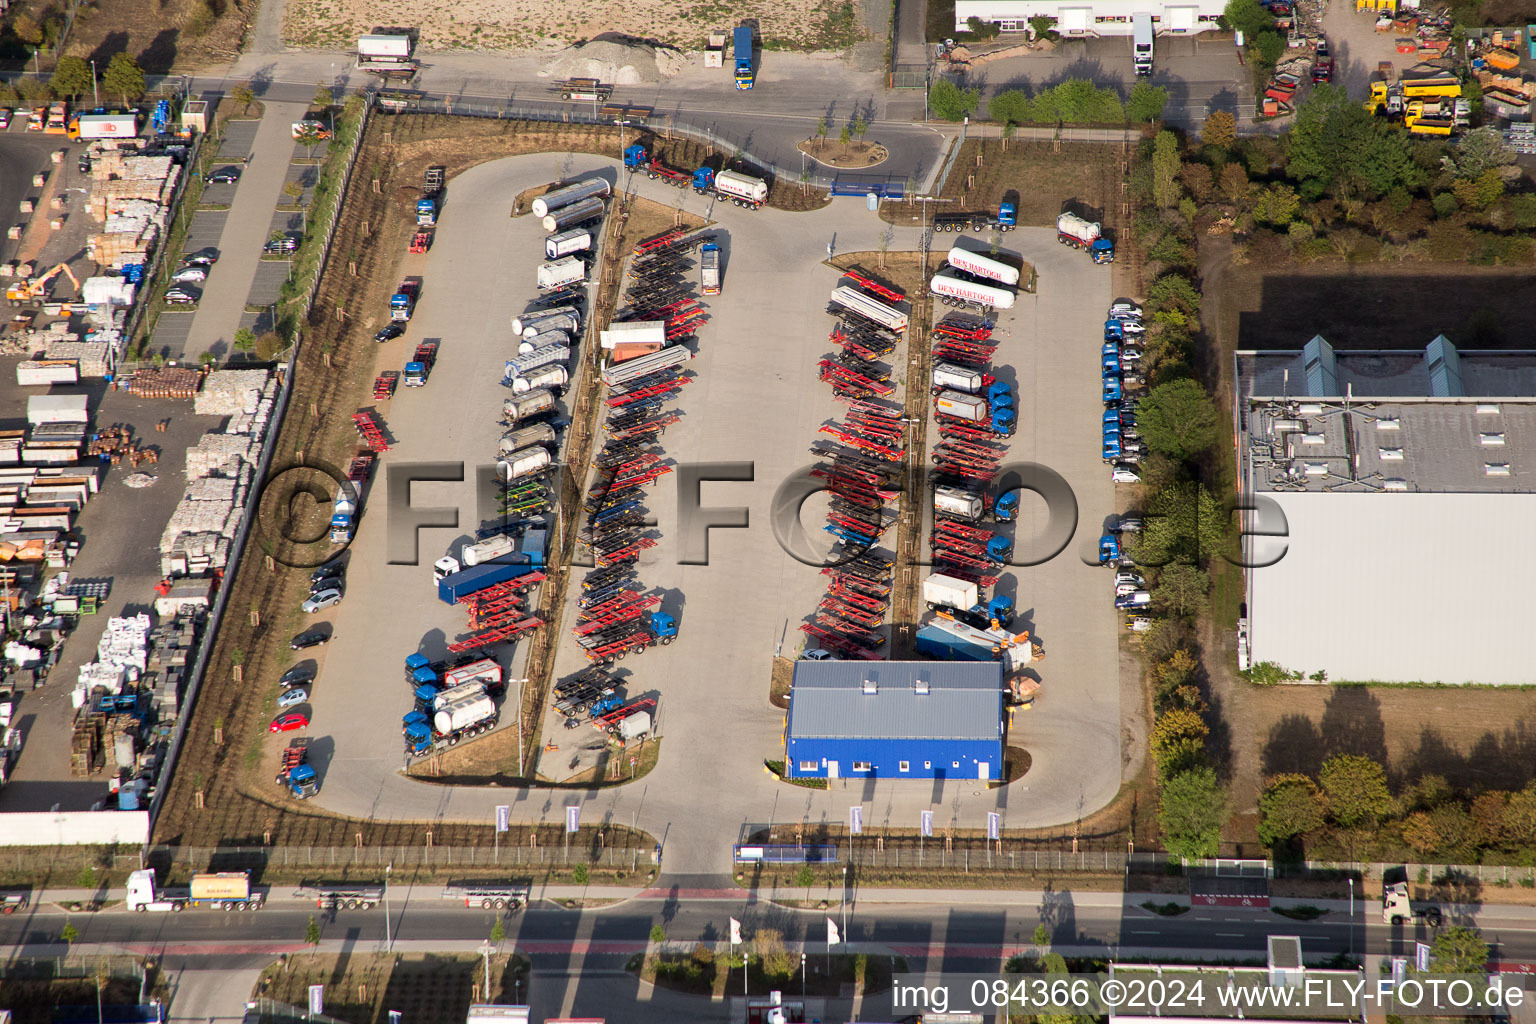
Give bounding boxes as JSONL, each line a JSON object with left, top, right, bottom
{"left": 691, "top": 167, "right": 715, "bottom": 193}
{"left": 733, "top": 25, "right": 755, "bottom": 89}
{"left": 649, "top": 611, "right": 679, "bottom": 643}
{"left": 1099, "top": 535, "right": 1122, "bottom": 564}
{"left": 286, "top": 763, "right": 319, "bottom": 799}
{"left": 997, "top": 201, "right": 1016, "bottom": 228}
{"left": 1103, "top": 376, "right": 1123, "bottom": 403}
{"left": 1091, "top": 238, "right": 1116, "bottom": 264}
{"left": 416, "top": 197, "right": 437, "bottom": 226}
{"left": 993, "top": 490, "right": 1019, "bottom": 522}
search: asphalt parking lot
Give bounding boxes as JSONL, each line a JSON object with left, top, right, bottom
{"left": 299, "top": 152, "right": 1127, "bottom": 874}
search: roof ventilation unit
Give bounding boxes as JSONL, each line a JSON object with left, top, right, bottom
{"left": 1375, "top": 418, "right": 1400, "bottom": 430}
{"left": 1300, "top": 433, "right": 1326, "bottom": 445}
{"left": 1486, "top": 463, "right": 1512, "bottom": 476}
{"left": 861, "top": 679, "right": 878, "bottom": 695}
{"left": 1303, "top": 462, "right": 1329, "bottom": 476}
{"left": 1379, "top": 448, "right": 1404, "bottom": 460}
{"left": 1297, "top": 403, "right": 1324, "bottom": 416}
{"left": 1383, "top": 478, "right": 1409, "bottom": 491}
{"left": 1477, "top": 404, "right": 1501, "bottom": 414}
{"left": 1479, "top": 433, "right": 1506, "bottom": 446}
{"left": 1272, "top": 418, "right": 1303, "bottom": 433}
{"left": 913, "top": 679, "right": 930, "bottom": 694}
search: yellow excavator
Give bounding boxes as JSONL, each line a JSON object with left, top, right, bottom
{"left": 6, "top": 263, "right": 81, "bottom": 305}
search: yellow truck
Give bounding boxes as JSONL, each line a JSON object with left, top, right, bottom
{"left": 44, "top": 102, "right": 67, "bottom": 134}
{"left": 1365, "top": 73, "right": 1464, "bottom": 116}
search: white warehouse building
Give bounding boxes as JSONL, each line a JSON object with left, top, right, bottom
{"left": 1235, "top": 335, "right": 1536, "bottom": 686}
{"left": 954, "top": 0, "right": 1224, "bottom": 35}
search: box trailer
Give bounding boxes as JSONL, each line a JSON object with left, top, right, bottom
{"left": 829, "top": 286, "right": 909, "bottom": 331}
{"left": 545, "top": 228, "right": 592, "bottom": 260}
{"left": 536, "top": 257, "right": 585, "bottom": 291}
{"left": 68, "top": 114, "right": 137, "bottom": 140}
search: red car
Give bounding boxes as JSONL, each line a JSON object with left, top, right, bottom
{"left": 270, "top": 712, "right": 310, "bottom": 733}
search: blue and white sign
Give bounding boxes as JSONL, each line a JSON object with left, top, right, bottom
{"left": 850, "top": 806, "right": 863, "bottom": 835}
{"left": 920, "top": 810, "right": 933, "bottom": 837}
{"left": 496, "top": 804, "right": 510, "bottom": 833}
{"left": 308, "top": 984, "right": 324, "bottom": 1014}
{"left": 987, "top": 812, "right": 1000, "bottom": 840}
{"left": 565, "top": 805, "right": 580, "bottom": 833}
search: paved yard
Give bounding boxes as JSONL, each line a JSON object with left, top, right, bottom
{"left": 291, "top": 152, "right": 1131, "bottom": 876}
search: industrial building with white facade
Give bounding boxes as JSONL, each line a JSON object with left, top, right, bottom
{"left": 1235, "top": 335, "right": 1536, "bottom": 686}
{"left": 953, "top": 0, "right": 1224, "bottom": 35}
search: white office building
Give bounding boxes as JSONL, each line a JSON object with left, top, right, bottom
{"left": 954, "top": 0, "right": 1225, "bottom": 36}
{"left": 1235, "top": 335, "right": 1536, "bottom": 686}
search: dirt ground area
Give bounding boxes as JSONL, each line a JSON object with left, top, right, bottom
{"left": 53, "top": 0, "right": 249, "bottom": 72}
{"left": 1217, "top": 261, "right": 1536, "bottom": 352}
{"left": 256, "top": 954, "right": 527, "bottom": 1024}
{"left": 0, "top": 972, "right": 161, "bottom": 1024}
{"left": 282, "top": 0, "right": 866, "bottom": 51}
{"left": 926, "top": 138, "right": 1132, "bottom": 230}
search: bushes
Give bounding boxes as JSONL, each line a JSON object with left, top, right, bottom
{"left": 984, "top": 79, "right": 1129, "bottom": 126}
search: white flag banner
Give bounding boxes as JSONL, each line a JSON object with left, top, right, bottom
{"left": 730, "top": 917, "right": 743, "bottom": 945}
{"left": 827, "top": 917, "right": 841, "bottom": 946}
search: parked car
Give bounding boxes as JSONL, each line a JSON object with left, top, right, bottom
{"left": 1116, "top": 571, "right": 1146, "bottom": 588}
{"left": 279, "top": 666, "right": 314, "bottom": 690}
{"left": 1111, "top": 464, "right": 1142, "bottom": 484}
{"left": 182, "top": 248, "right": 220, "bottom": 265}
{"left": 264, "top": 236, "right": 300, "bottom": 254}
{"left": 1116, "top": 516, "right": 1144, "bottom": 533}
{"left": 802, "top": 648, "right": 835, "bottom": 661}
{"left": 1128, "top": 616, "right": 1153, "bottom": 633}
{"left": 302, "top": 588, "right": 342, "bottom": 613}
{"left": 374, "top": 322, "right": 405, "bottom": 343}
{"left": 0, "top": 110, "right": 11, "bottom": 129}
{"left": 163, "top": 287, "right": 198, "bottom": 305}
{"left": 1109, "top": 301, "right": 1143, "bottom": 318}
{"left": 208, "top": 167, "right": 241, "bottom": 184}
{"left": 171, "top": 265, "right": 208, "bottom": 283}
{"left": 270, "top": 712, "right": 310, "bottom": 733}
{"left": 277, "top": 688, "right": 309, "bottom": 709}
{"left": 78, "top": 154, "right": 90, "bottom": 174}
{"left": 290, "top": 630, "right": 331, "bottom": 650}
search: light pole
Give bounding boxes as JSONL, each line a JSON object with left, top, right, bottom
{"left": 90, "top": 60, "right": 98, "bottom": 108}
{"left": 841, "top": 865, "right": 849, "bottom": 942}
{"left": 1347, "top": 877, "right": 1354, "bottom": 958}
{"left": 384, "top": 863, "right": 393, "bottom": 951}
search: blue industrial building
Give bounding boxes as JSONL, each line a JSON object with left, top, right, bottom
{"left": 785, "top": 661, "right": 1005, "bottom": 781}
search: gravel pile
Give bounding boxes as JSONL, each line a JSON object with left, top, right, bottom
{"left": 540, "top": 35, "right": 688, "bottom": 84}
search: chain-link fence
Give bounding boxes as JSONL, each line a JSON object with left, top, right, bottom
{"left": 299, "top": 100, "right": 371, "bottom": 323}
{"left": 146, "top": 841, "right": 658, "bottom": 872}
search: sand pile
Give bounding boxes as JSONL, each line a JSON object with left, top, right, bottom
{"left": 539, "top": 35, "right": 689, "bottom": 84}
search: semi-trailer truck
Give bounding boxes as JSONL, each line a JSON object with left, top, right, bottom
{"left": 404, "top": 693, "right": 498, "bottom": 756}
{"left": 126, "top": 869, "right": 265, "bottom": 911}
{"left": 437, "top": 562, "right": 542, "bottom": 604}
{"left": 713, "top": 169, "right": 769, "bottom": 208}
{"left": 1057, "top": 213, "right": 1116, "bottom": 263}
{"left": 922, "top": 572, "right": 1014, "bottom": 619}
{"left": 934, "top": 485, "right": 1019, "bottom": 522}
{"left": 934, "top": 389, "right": 1016, "bottom": 436}
{"left": 67, "top": 113, "right": 137, "bottom": 140}
{"left": 1133, "top": 13, "right": 1154, "bottom": 75}
{"left": 934, "top": 202, "right": 1016, "bottom": 232}
{"left": 733, "top": 25, "right": 755, "bottom": 89}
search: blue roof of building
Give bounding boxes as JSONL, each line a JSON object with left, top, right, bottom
{"left": 788, "top": 661, "right": 1003, "bottom": 741}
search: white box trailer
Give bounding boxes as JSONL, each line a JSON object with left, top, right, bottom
{"left": 829, "top": 286, "right": 909, "bottom": 331}
{"left": 358, "top": 34, "right": 412, "bottom": 59}
{"left": 923, "top": 572, "right": 979, "bottom": 611}
{"left": 545, "top": 228, "right": 592, "bottom": 259}
{"left": 536, "top": 256, "right": 585, "bottom": 291}
{"left": 600, "top": 320, "right": 666, "bottom": 350}
{"left": 72, "top": 114, "right": 137, "bottom": 140}
{"left": 945, "top": 246, "right": 1020, "bottom": 287}
{"left": 16, "top": 361, "right": 79, "bottom": 386}
{"left": 932, "top": 361, "right": 983, "bottom": 394}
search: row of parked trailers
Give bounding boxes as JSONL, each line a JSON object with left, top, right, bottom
{"left": 556, "top": 227, "right": 716, "bottom": 740}
{"left": 795, "top": 269, "right": 917, "bottom": 660}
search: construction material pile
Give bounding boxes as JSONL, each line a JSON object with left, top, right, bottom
{"left": 540, "top": 36, "right": 688, "bottom": 85}
{"left": 73, "top": 612, "right": 151, "bottom": 704}
{"left": 126, "top": 366, "right": 202, "bottom": 398}
{"left": 42, "top": 338, "right": 113, "bottom": 378}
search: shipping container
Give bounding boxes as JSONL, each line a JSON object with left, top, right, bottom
{"left": 545, "top": 227, "right": 593, "bottom": 259}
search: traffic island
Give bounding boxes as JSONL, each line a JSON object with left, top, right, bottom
{"left": 628, "top": 944, "right": 907, "bottom": 1002}
{"left": 797, "top": 137, "right": 890, "bottom": 169}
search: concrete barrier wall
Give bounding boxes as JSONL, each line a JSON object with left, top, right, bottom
{"left": 0, "top": 810, "right": 150, "bottom": 846}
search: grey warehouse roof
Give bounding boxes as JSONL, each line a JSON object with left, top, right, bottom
{"left": 1237, "top": 336, "right": 1536, "bottom": 400}
{"left": 788, "top": 661, "right": 1003, "bottom": 741}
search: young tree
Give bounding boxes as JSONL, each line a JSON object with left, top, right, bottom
{"left": 1318, "top": 754, "right": 1392, "bottom": 827}
{"left": 1218, "top": 162, "right": 1251, "bottom": 204}
{"left": 1442, "top": 126, "right": 1515, "bottom": 179}
{"left": 815, "top": 114, "right": 829, "bottom": 150}
{"left": 102, "top": 53, "right": 147, "bottom": 107}
{"left": 1137, "top": 378, "right": 1221, "bottom": 460}
{"left": 928, "top": 77, "right": 980, "bottom": 122}
{"left": 1152, "top": 131, "right": 1182, "bottom": 208}
{"left": 1402, "top": 810, "right": 1441, "bottom": 855}
{"left": 1201, "top": 109, "right": 1237, "bottom": 149}
{"left": 1257, "top": 774, "right": 1327, "bottom": 847}
{"left": 1159, "top": 766, "right": 1225, "bottom": 860}
{"left": 313, "top": 83, "right": 332, "bottom": 108}
{"left": 60, "top": 920, "right": 79, "bottom": 947}
{"left": 50, "top": 56, "right": 92, "bottom": 100}
{"left": 490, "top": 916, "right": 507, "bottom": 945}
{"left": 305, "top": 914, "right": 320, "bottom": 946}
{"left": 232, "top": 85, "right": 256, "bottom": 114}
{"left": 1126, "top": 81, "right": 1169, "bottom": 123}
{"left": 1252, "top": 183, "right": 1300, "bottom": 226}
{"left": 572, "top": 862, "right": 590, "bottom": 885}
{"left": 233, "top": 327, "right": 257, "bottom": 352}
{"left": 1429, "top": 927, "right": 1489, "bottom": 973}
{"left": 839, "top": 124, "right": 852, "bottom": 145}
{"left": 1153, "top": 563, "right": 1210, "bottom": 618}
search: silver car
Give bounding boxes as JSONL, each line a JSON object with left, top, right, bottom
{"left": 277, "top": 688, "right": 308, "bottom": 709}
{"left": 301, "top": 588, "right": 342, "bottom": 613}
{"left": 171, "top": 265, "right": 208, "bottom": 283}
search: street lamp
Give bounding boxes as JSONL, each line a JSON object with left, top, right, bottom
{"left": 1347, "top": 877, "right": 1354, "bottom": 958}
{"left": 842, "top": 865, "right": 849, "bottom": 942}
{"left": 384, "top": 863, "right": 393, "bottom": 951}
{"left": 89, "top": 59, "right": 98, "bottom": 108}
